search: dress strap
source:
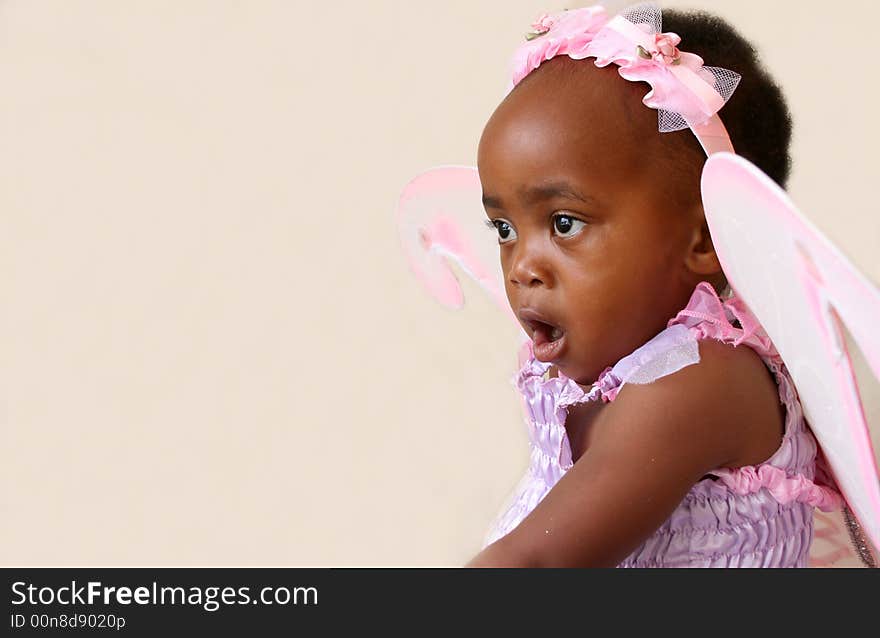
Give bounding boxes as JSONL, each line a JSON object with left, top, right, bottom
{"left": 669, "top": 281, "right": 778, "bottom": 360}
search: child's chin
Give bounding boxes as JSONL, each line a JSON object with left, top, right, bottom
{"left": 559, "top": 363, "right": 602, "bottom": 388}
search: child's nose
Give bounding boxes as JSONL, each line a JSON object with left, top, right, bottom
{"left": 508, "top": 244, "right": 552, "bottom": 288}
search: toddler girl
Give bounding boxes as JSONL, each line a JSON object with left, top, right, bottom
{"left": 463, "top": 3, "right": 845, "bottom": 567}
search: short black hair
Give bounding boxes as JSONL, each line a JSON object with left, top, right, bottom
{"left": 662, "top": 8, "right": 793, "bottom": 187}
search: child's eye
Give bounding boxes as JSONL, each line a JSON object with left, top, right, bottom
{"left": 484, "top": 218, "right": 517, "bottom": 244}
{"left": 553, "top": 213, "right": 587, "bottom": 238}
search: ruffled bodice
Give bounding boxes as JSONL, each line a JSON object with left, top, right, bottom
{"left": 483, "top": 281, "right": 844, "bottom": 567}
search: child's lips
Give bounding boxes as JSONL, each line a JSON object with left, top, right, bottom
{"left": 531, "top": 325, "right": 566, "bottom": 362}
{"left": 518, "top": 307, "right": 567, "bottom": 362}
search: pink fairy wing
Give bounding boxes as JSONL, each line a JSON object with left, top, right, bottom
{"left": 396, "top": 165, "right": 527, "bottom": 342}
{"left": 396, "top": 165, "right": 537, "bottom": 459}
{"left": 701, "top": 153, "right": 880, "bottom": 556}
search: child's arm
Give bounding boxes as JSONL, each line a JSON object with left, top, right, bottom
{"left": 466, "top": 338, "right": 784, "bottom": 568}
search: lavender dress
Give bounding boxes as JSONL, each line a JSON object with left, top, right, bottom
{"left": 483, "top": 281, "right": 844, "bottom": 567}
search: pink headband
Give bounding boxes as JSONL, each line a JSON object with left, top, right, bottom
{"left": 509, "top": 3, "right": 741, "bottom": 156}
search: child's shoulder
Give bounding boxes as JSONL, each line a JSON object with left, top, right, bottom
{"left": 605, "top": 335, "right": 784, "bottom": 471}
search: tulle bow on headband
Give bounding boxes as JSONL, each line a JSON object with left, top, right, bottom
{"left": 511, "top": 3, "right": 741, "bottom": 155}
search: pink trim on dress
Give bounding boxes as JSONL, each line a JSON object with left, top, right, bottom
{"left": 711, "top": 465, "right": 844, "bottom": 512}
{"left": 669, "top": 281, "right": 776, "bottom": 353}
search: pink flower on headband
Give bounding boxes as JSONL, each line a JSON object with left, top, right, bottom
{"left": 530, "top": 13, "right": 556, "bottom": 34}
{"left": 513, "top": 6, "right": 608, "bottom": 81}
{"left": 650, "top": 32, "right": 681, "bottom": 65}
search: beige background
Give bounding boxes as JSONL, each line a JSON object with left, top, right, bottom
{"left": 2, "top": 0, "right": 878, "bottom": 566}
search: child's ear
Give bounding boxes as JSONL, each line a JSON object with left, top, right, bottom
{"left": 684, "top": 212, "right": 723, "bottom": 276}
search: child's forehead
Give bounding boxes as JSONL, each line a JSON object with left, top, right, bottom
{"left": 480, "top": 59, "right": 657, "bottom": 162}
{"left": 478, "top": 64, "right": 659, "bottom": 184}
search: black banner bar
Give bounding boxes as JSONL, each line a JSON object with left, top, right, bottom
{"left": 3, "top": 567, "right": 875, "bottom": 634}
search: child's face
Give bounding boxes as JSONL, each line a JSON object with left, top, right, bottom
{"left": 478, "top": 60, "right": 713, "bottom": 385}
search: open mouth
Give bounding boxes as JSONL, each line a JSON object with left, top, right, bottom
{"left": 523, "top": 317, "right": 566, "bottom": 363}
